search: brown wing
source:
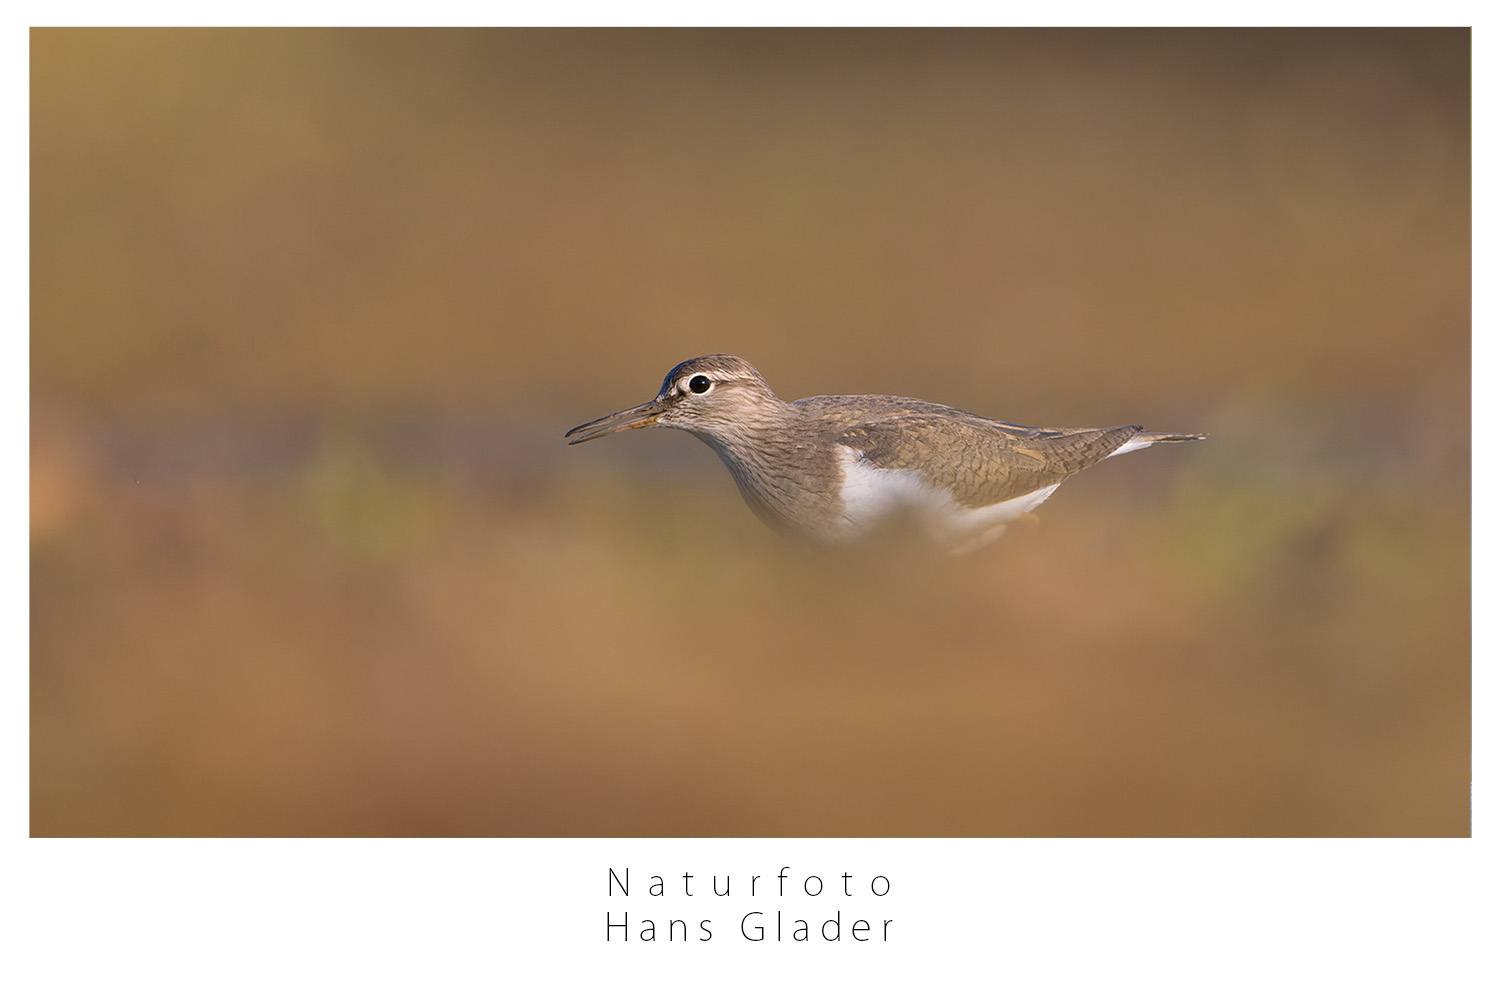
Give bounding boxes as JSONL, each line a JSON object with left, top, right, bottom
{"left": 837, "top": 415, "right": 1141, "bottom": 509}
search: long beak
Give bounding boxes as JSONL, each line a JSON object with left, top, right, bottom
{"left": 564, "top": 398, "right": 667, "bottom": 444}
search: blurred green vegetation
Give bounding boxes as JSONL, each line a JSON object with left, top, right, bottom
{"left": 31, "top": 29, "right": 1468, "bottom": 835}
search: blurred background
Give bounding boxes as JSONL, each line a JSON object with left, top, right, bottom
{"left": 32, "top": 28, "right": 1468, "bottom": 836}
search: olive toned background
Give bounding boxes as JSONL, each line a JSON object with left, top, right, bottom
{"left": 32, "top": 29, "right": 1469, "bottom": 835}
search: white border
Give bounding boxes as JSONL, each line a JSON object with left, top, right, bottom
{"left": 15, "top": 15, "right": 1488, "bottom": 997}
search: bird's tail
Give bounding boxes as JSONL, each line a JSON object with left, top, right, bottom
{"left": 1110, "top": 429, "right": 1207, "bottom": 457}
{"left": 1136, "top": 430, "right": 1206, "bottom": 444}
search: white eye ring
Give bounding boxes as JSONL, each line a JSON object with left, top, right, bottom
{"left": 685, "top": 374, "right": 713, "bottom": 394}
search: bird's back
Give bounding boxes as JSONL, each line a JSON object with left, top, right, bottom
{"left": 792, "top": 394, "right": 1143, "bottom": 509}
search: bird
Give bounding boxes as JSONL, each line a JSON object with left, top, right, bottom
{"left": 564, "top": 354, "right": 1204, "bottom": 553}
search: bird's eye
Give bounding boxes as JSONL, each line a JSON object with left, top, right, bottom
{"left": 688, "top": 375, "right": 712, "bottom": 394}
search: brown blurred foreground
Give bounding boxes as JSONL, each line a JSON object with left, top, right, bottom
{"left": 31, "top": 409, "right": 1469, "bottom": 835}
{"left": 32, "top": 29, "right": 1469, "bottom": 835}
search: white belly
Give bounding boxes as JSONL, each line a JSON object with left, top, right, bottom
{"left": 836, "top": 447, "right": 1060, "bottom": 554}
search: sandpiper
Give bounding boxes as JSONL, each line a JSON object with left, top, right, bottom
{"left": 565, "top": 354, "right": 1203, "bottom": 553}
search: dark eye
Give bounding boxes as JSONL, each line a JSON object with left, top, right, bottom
{"left": 688, "top": 375, "right": 712, "bottom": 394}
